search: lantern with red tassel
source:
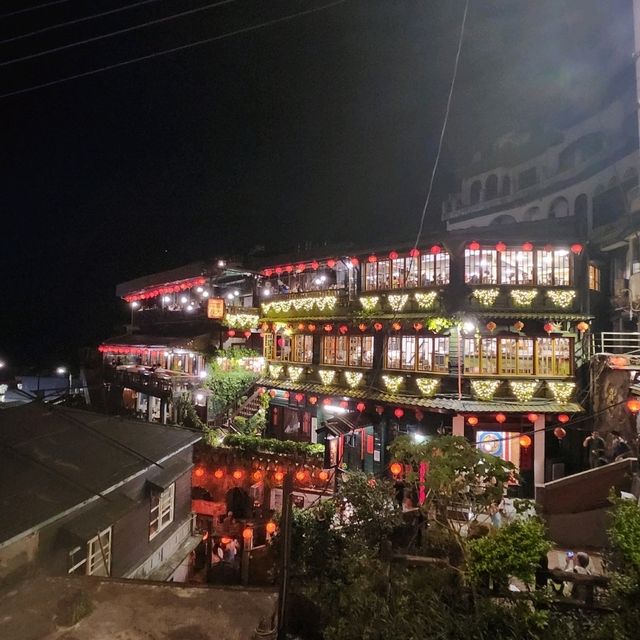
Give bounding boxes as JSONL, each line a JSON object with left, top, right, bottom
{"left": 394, "top": 408, "right": 404, "bottom": 419}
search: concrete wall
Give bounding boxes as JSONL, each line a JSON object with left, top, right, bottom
{"left": 0, "top": 532, "right": 38, "bottom": 582}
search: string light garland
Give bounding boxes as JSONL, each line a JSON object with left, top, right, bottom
{"left": 547, "top": 289, "right": 576, "bottom": 308}
{"left": 509, "top": 380, "right": 540, "bottom": 402}
{"left": 225, "top": 313, "right": 259, "bottom": 329}
{"left": 318, "top": 369, "right": 336, "bottom": 385}
{"left": 387, "top": 294, "right": 409, "bottom": 311}
{"left": 547, "top": 381, "right": 575, "bottom": 403}
{"left": 261, "top": 295, "right": 337, "bottom": 314}
{"left": 414, "top": 291, "right": 438, "bottom": 309}
{"left": 472, "top": 288, "right": 500, "bottom": 307}
{"left": 416, "top": 378, "right": 439, "bottom": 397}
{"left": 123, "top": 276, "right": 206, "bottom": 302}
{"left": 268, "top": 364, "right": 283, "bottom": 379}
{"left": 510, "top": 289, "right": 538, "bottom": 307}
{"left": 359, "top": 296, "right": 379, "bottom": 312}
{"left": 345, "top": 371, "right": 363, "bottom": 388}
{"left": 382, "top": 375, "right": 404, "bottom": 393}
{"left": 470, "top": 380, "right": 501, "bottom": 401}
{"left": 288, "top": 366, "right": 304, "bottom": 382}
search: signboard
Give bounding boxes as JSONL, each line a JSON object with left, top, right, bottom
{"left": 191, "top": 499, "right": 227, "bottom": 517}
{"left": 207, "top": 297, "right": 225, "bottom": 319}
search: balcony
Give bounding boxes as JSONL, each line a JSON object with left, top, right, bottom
{"left": 260, "top": 289, "right": 350, "bottom": 319}
{"left": 467, "top": 285, "right": 578, "bottom": 314}
{"left": 597, "top": 332, "right": 640, "bottom": 357}
{"left": 109, "top": 365, "right": 201, "bottom": 398}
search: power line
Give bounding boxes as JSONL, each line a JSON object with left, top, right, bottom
{"left": 0, "top": 0, "right": 240, "bottom": 67}
{"left": 0, "top": 0, "right": 348, "bottom": 99}
{"left": 0, "top": 0, "right": 162, "bottom": 46}
{"left": 0, "top": 0, "right": 72, "bottom": 20}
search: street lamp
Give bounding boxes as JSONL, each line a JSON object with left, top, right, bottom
{"left": 0, "top": 360, "right": 5, "bottom": 369}
{"left": 130, "top": 300, "right": 139, "bottom": 325}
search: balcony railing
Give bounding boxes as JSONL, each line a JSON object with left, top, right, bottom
{"left": 110, "top": 366, "right": 200, "bottom": 398}
{"left": 597, "top": 332, "right": 640, "bottom": 356}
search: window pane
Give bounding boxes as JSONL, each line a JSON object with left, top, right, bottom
{"left": 481, "top": 338, "right": 497, "bottom": 374}
{"left": 499, "top": 338, "right": 517, "bottom": 374}
{"left": 263, "top": 334, "right": 274, "bottom": 360}
{"left": 276, "top": 336, "right": 291, "bottom": 361}
{"left": 406, "top": 256, "right": 418, "bottom": 287}
{"left": 554, "top": 338, "right": 571, "bottom": 375}
{"left": 401, "top": 336, "right": 416, "bottom": 370}
{"left": 387, "top": 336, "right": 401, "bottom": 369}
{"left": 537, "top": 250, "right": 553, "bottom": 285}
{"left": 377, "top": 260, "right": 391, "bottom": 289}
{"left": 348, "top": 336, "right": 362, "bottom": 366}
{"left": 517, "top": 339, "right": 534, "bottom": 375}
{"left": 501, "top": 250, "right": 533, "bottom": 284}
{"left": 362, "top": 337, "right": 374, "bottom": 367}
{"left": 435, "top": 253, "right": 450, "bottom": 284}
{"left": 433, "top": 338, "right": 449, "bottom": 372}
{"left": 537, "top": 338, "right": 553, "bottom": 375}
{"left": 463, "top": 338, "right": 480, "bottom": 373}
{"left": 391, "top": 258, "right": 405, "bottom": 288}
{"left": 365, "top": 262, "right": 377, "bottom": 291}
{"left": 480, "top": 250, "right": 498, "bottom": 283}
{"left": 554, "top": 250, "right": 571, "bottom": 285}
{"left": 417, "top": 337, "right": 433, "bottom": 371}
{"left": 465, "top": 249, "right": 497, "bottom": 284}
{"left": 465, "top": 249, "right": 480, "bottom": 283}
{"left": 336, "top": 336, "right": 347, "bottom": 366}
{"left": 420, "top": 255, "right": 434, "bottom": 286}
{"left": 322, "top": 336, "right": 336, "bottom": 365}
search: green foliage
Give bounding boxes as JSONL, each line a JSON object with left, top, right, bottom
{"left": 426, "top": 317, "right": 455, "bottom": 333}
{"left": 205, "top": 354, "right": 259, "bottom": 418}
{"left": 175, "top": 394, "right": 205, "bottom": 431}
{"left": 608, "top": 496, "right": 640, "bottom": 573}
{"left": 468, "top": 517, "right": 552, "bottom": 585}
{"left": 222, "top": 433, "right": 324, "bottom": 458}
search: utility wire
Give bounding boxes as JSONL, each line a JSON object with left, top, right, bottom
{"left": 0, "top": 0, "right": 162, "bottom": 45}
{"left": 0, "top": 0, "right": 240, "bottom": 66}
{"left": 0, "top": 0, "right": 348, "bottom": 99}
{"left": 0, "top": 0, "right": 72, "bottom": 20}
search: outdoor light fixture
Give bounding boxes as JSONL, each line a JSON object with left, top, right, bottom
{"left": 413, "top": 433, "right": 427, "bottom": 444}
{"left": 226, "top": 293, "right": 234, "bottom": 300}
{"left": 162, "top": 296, "right": 171, "bottom": 303}
{"left": 180, "top": 296, "right": 188, "bottom": 304}
{"left": 233, "top": 290, "right": 240, "bottom": 296}
{"left": 323, "top": 405, "right": 348, "bottom": 414}
{"left": 186, "top": 305, "right": 194, "bottom": 312}
{"left": 56, "top": 367, "right": 67, "bottom": 375}
{"left": 218, "top": 259, "right": 226, "bottom": 267}
{"left": 196, "top": 286, "right": 203, "bottom": 293}
{"left": 202, "top": 290, "right": 210, "bottom": 297}
{"left": 130, "top": 301, "right": 139, "bottom": 308}
{"left": 198, "top": 370, "right": 207, "bottom": 379}
{"left": 462, "top": 321, "right": 476, "bottom": 334}
{"left": 0, "top": 361, "right": 5, "bottom": 369}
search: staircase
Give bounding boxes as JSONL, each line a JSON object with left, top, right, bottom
{"left": 234, "top": 388, "right": 262, "bottom": 419}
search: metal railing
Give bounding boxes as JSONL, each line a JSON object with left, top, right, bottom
{"left": 597, "top": 331, "right": 640, "bottom": 355}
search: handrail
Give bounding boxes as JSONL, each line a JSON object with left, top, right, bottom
{"left": 598, "top": 331, "right": 640, "bottom": 354}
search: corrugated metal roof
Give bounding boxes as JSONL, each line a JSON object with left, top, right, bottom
{"left": 257, "top": 378, "right": 583, "bottom": 414}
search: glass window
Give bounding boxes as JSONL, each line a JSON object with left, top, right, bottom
{"left": 589, "top": 264, "right": 601, "bottom": 291}
{"left": 420, "top": 253, "right": 450, "bottom": 286}
{"left": 386, "top": 336, "right": 401, "bottom": 369}
{"left": 406, "top": 256, "right": 418, "bottom": 287}
{"left": 401, "top": 336, "right": 416, "bottom": 370}
{"left": 553, "top": 250, "right": 571, "bottom": 285}
{"left": 538, "top": 337, "right": 571, "bottom": 376}
{"left": 434, "top": 253, "right": 450, "bottom": 284}
{"left": 433, "top": 337, "right": 449, "bottom": 372}
{"left": 362, "top": 336, "right": 374, "bottom": 367}
{"left": 364, "top": 262, "right": 377, "bottom": 291}
{"left": 417, "top": 336, "right": 433, "bottom": 371}
{"left": 263, "top": 334, "right": 274, "bottom": 360}
{"left": 391, "top": 258, "right": 405, "bottom": 288}
{"left": 347, "top": 336, "right": 373, "bottom": 367}
{"left": 293, "top": 335, "right": 313, "bottom": 363}
{"left": 498, "top": 338, "right": 533, "bottom": 375}
{"left": 463, "top": 338, "right": 480, "bottom": 373}
{"left": 322, "top": 336, "right": 336, "bottom": 365}
{"left": 336, "top": 336, "right": 348, "bottom": 366}
{"left": 465, "top": 249, "right": 497, "bottom": 284}
{"left": 377, "top": 259, "right": 391, "bottom": 289}
{"left": 480, "top": 338, "right": 498, "bottom": 374}
{"left": 276, "top": 335, "right": 291, "bottom": 361}
{"left": 500, "top": 250, "right": 534, "bottom": 284}
{"left": 150, "top": 484, "right": 175, "bottom": 540}
{"left": 537, "top": 250, "right": 553, "bottom": 285}
{"left": 87, "top": 528, "right": 112, "bottom": 576}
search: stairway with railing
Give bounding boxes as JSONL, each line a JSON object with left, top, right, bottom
{"left": 597, "top": 332, "right": 640, "bottom": 355}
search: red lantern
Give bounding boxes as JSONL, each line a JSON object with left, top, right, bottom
{"left": 227, "top": 329, "right": 236, "bottom": 337}
{"left": 295, "top": 470, "right": 306, "bottom": 482}
{"left": 553, "top": 427, "right": 567, "bottom": 440}
{"left": 394, "top": 408, "right": 404, "bottom": 419}
{"left": 486, "top": 321, "right": 497, "bottom": 332}
{"left": 358, "top": 323, "right": 367, "bottom": 332}
{"left": 468, "top": 241, "right": 480, "bottom": 251}
{"left": 296, "top": 262, "right": 306, "bottom": 272}
{"left": 295, "top": 393, "right": 304, "bottom": 402}
{"left": 318, "top": 470, "right": 329, "bottom": 482}
{"left": 374, "top": 322, "right": 383, "bottom": 332}
{"left": 297, "top": 323, "right": 306, "bottom": 331}
{"left": 308, "top": 323, "right": 316, "bottom": 332}
{"left": 513, "top": 321, "right": 524, "bottom": 331}
{"left": 519, "top": 435, "right": 532, "bottom": 448}
{"left": 392, "top": 322, "right": 401, "bottom": 331}
{"left": 368, "top": 255, "right": 377, "bottom": 263}
{"left": 543, "top": 322, "right": 554, "bottom": 335}
{"left": 389, "top": 250, "right": 399, "bottom": 260}
{"left": 413, "top": 322, "right": 424, "bottom": 331}
{"left": 356, "top": 402, "right": 366, "bottom": 412}
{"left": 495, "top": 241, "right": 506, "bottom": 252}
{"left": 323, "top": 398, "right": 332, "bottom": 405}
{"left": 576, "top": 321, "right": 589, "bottom": 334}
{"left": 309, "top": 396, "right": 318, "bottom": 405}
{"left": 557, "top": 413, "right": 570, "bottom": 424}
{"left": 269, "top": 389, "right": 277, "bottom": 398}
{"left": 350, "top": 257, "right": 359, "bottom": 267}
{"left": 496, "top": 413, "right": 506, "bottom": 424}
{"left": 324, "top": 324, "right": 333, "bottom": 332}
{"left": 327, "top": 259, "right": 336, "bottom": 268}
{"left": 375, "top": 405, "right": 384, "bottom": 415}
{"left": 339, "top": 400, "right": 349, "bottom": 409}
{"left": 258, "top": 387, "right": 266, "bottom": 395}
{"left": 194, "top": 467, "right": 205, "bottom": 478}
{"left": 233, "top": 469, "right": 244, "bottom": 480}
{"left": 390, "top": 462, "right": 403, "bottom": 476}
{"left": 409, "top": 248, "right": 420, "bottom": 258}
{"left": 338, "top": 325, "right": 349, "bottom": 335}
{"left": 626, "top": 398, "right": 640, "bottom": 413}
{"left": 283, "top": 391, "right": 290, "bottom": 400}
{"left": 243, "top": 330, "right": 251, "bottom": 338}
{"left": 570, "top": 243, "right": 583, "bottom": 255}
{"left": 214, "top": 468, "right": 224, "bottom": 479}
{"left": 527, "top": 413, "right": 538, "bottom": 423}
{"left": 274, "top": 471, "right": 284, "bottom": 482}
{"left": 467, "top": 416, "right": 479, "bottom": 426}
{"left": 522, "top": 241, "right": 533, "bottom": 252}
{"left": 415, "top": 409, "right": 424, "bottom": 421}
{"left": 284, "top": 264, "right": 293, "bottom": 273}
{"left": 266, "top": 521, "right": 277, "bottom": 534}
{"left": 311, "top": 260, "right": 319, "bottom": 270}
{"left": 430, "top": 244, "right": 442, "bottom": 254}
{"left": 253, "top": 470, "right": 263, "bottom": 482}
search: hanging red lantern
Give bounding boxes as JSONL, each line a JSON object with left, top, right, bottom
{"left": 495, "top": 413, "right": 506, "bottom": 424}
{"left": 519, "top": 435, "right": 532, "bottom": 448}
{"left": 522, "top": 241, "right": 534, "bottom": 252}
{"left": 311, "top": 260, "right": 319, "bottom": 270}
{"left": 576, "top": 321, "right": 589, "bottom": 334}
{"left": 261, "top": 322, "right": 270, "bottom": 332}
{"left": 430, "top": 244, "right": 442, "bottom": 254}
{"left": 570, "top": 243, "right": 583, "bottom": 255}
{"left": 486, "top": 321, "right": 497, "bottom": 332}
{"left": 527, "top": 413, "right": 538, "bottom": 423}
{"left": 626, "top": 398, "right": 640, "bottom": 413}
{"left": 394, "top": 408, "right": 404, "bottom": 419}
{"left": 295, "top": 393, "right": 304, "bottom": 402}
{"left": 467, "top": 416, "right": 479, "bottom": 426}
{"left": 409, "top": 248, "right": 420, "bottom": 258}
{"left": 258, "top": 387, "right": 266, "bottom": 395}
{"left": 284, "top": 264, "right": 293, "bottom": 273}
{"left": 269, "top": 389, "right": 277, "bottom": 398}
{"left": 318, "top": 470, "right": 329, "bottom": 482}
{"left": 413, "top": 322, "right": 424, "bottom": 331}
{"left": 375, "top": 405, "right": 384, "bottom": 415}
{"left": 415, "top": 409, "right": 424, "bottom": 421}
{"left": 233, "top": 469, "right": 244, "bottom": 480}
{"left": 295, "top": 470, "right": 306, "bottom": 482}
{"left": 252, "top": 470, "right": 263, "bottom": 482}
{"left": 374, "top": 322, "right": 383, "bottom": 331}
{"left": 553, "top": 427, "right": 567, "bottom": 440}
{"left": 227, "top": 329, "right": 236, "bottom": 337}
{"left": 390, "top": 462, "right": 403, "bottom": 476}
{"left": 324, "top": 324, "right": 333, "bottom": 332}
{"left": 543, "top": 322, "right": 554, "bottom": 335}
{"left": 194, "top": 467, "right": 205, "bottom": 478}
{"left": 350, "top": 257, "right": 359, "bottom": 267}
{"left": 214, "top": 468, "right": 224, "bottom": 479}
{"left": 513, "top": 321, "right": 524, "bottom": 332}
{"left": 266, "top": 521, "right": 277, "bottom": 534}
{"left": 339, "top": 400, "right": 349, "bottom": 409}
{"left": 274, "top": 471, "right": 284, "bottom": 482}
{"left": 392, "top": 322, "right": 402, "bottom": 331}
{"left": 297, "top": 323, "right": 306, "bottom": 331}
{"left": 368, "top": 254, "right": 377, "bottom": 263}
{"left": 389, "top": 250, "right": 399, "bottom": 260}
{"left": 276, "top": 338, "right": 284, "bottom": 348}
{"left": 495, "top": 241, "right": 506, "bottom": 252}
{"left": 557, "top": 413, "right": 570, "bottom": 424}
{"left": 468, "top": 241, "right": 480, "bottom": 251}
{"left": 243, "top": 330, "right": 252, "bottom": 339}
{"left": 308, "top": 396, "right": 318, "bottom": 405}
{"left": 358, "top": 323, "right": 367, "bottom": 332}
{"left": 308, "top": 323, "right": 316, "bottom": 332}
{"left": 338, "top": 325, "right": 349, "bottom": 335}
{"left": 296, "top": 262, "right": 306, "bottom": 272}
{"left": 327, "top": 259, "right": 336, "bottom": 268}
{"left": 323, "top": 397, "right": 332, "bottom": 405}
{"left": 356, "top": 402, "right": 366, "bottom": 412}
{"left": 283, "top": 391, "right": 290, "bottom": 400}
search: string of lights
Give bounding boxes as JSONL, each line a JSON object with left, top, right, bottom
{"left": 0, "top": 0, "right": 349, "bottom": 99}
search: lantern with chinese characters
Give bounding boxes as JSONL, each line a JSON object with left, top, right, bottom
{"left": 486, "top": 321, "right": 497, "bottom": 333}
{"left": 467, "top": 416, "right": 479, "bottom": 426}
{"left": 553, "top": 427, "right": 567, "bottom": 440}
{"left": 519, "top": 435, "right": 532, "bottom": 448}
{"left": 495, "top": 413, "right": 506, "bottom": 424}
{"left": 394, "top": 408, "right": 404, "bottom": 419}
{"left": 390, "top": 462, "right": 403, "bottom": 476}
{"left": 513, "top": 321, "right": 524, "bottom": 332}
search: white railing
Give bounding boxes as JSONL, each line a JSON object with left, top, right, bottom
{"left": 598, "top": 331, "right": 640, "bottom": 354}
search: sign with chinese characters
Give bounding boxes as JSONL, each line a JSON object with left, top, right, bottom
{"left": 207, "top": 298, "right": 225, "bottom": 319}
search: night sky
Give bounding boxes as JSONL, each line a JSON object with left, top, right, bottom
{"left": 0, "top": 0, "right": 634, "bottom": 369}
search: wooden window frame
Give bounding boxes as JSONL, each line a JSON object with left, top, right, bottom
{"left": 150, "top": 483, "right": 175, "bottom": 541}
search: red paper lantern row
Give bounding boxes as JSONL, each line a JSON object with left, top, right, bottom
{"left": 527, "top": 413, "right": 538, "bottom": 424}
{"left": 409, "top": 248, "right": 420, "bottom": 258}
{"left": 522, "top": 241, "right": 533, "bottom": 252}
{"left": 98, "top": 345, "right": 155, "bottom": 355}
{"left": 295, "top": 393, "right": 305, "bottom": 402}
{"left": 338, "top": 325, "right": 349, "bottom": 335}
{"left": 468, "top": 241, "right": 481, "bottom": 251}
{"left": 262, "top": 259, "right": 337, "bottom": 276}
{"left": 123, "top": 276, "right": 207, "bottom": 302}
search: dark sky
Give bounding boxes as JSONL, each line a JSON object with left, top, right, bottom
{"left": 0, "top": 0, "right": 635, "bottom": 369}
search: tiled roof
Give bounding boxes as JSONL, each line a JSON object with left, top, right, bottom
{"left": 256, "top": 378, "right": 583, "bottom": 414}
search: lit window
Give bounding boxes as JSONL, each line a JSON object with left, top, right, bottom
{"left": 150, "top": 483, "right": 175, "bottom": 540}
{"left": 420, "top": 253, "right": 450, "bottom": 286}
{"left": 589, "top": 264, "right": 601, "bottom": 291}
{"left": 263, "top": 334, "right": 274, "bottom": 360}
{"left": 377, "top": 259, "right": 391, "bottom": 289}
{"left": 463, "top": 338, "right": 497, "bottom": 374}
{"left": 293, "top": 335, "right": 313, "bottom": 363}
{"left": 465, "top": 249, "right": 497, "bottom": 284}
{"left": 391, "top": 258, "right": 406, "bottom": 288}
{"left": 347, "top": 336, "right": 374, "bottom": 367}
{"left": 500, "top": 250, "right": 533, "bottom": 285}
{"left": 364, "top": 262, "right": 377, "bottom": 291}
{"left": 275, "top": 335, "right": 291, "bottom": 361}
{"left": 322, "top": 336, "right": 336, "bottom": 365}
{"left": 336, "top": 336, "right": 348, "bottom": 366}
{"left": 386, "top": 336, "right": 402, "bottom": 369}
{"left": 401, "top": 336, "right": 416, "bottom": 370}
{"left": 389, "top": 335, "right": 449, "bottom": 372}
{"left": 537, "top": 337, "right": 571, "bottom": 376}
{"left": 68, "top": 527, "right": 112, "bottom": 576}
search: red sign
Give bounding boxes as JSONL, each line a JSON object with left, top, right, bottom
{"left": 191, "top": 499, "right": 226, "bottom": 516}
{"left": 207, "top": 298, "right": 225, "bottom": 319}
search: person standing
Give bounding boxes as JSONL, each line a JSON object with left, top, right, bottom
{"left": 610, "top": 431, "right": 631, "bottom": 461}
{"left": 583, "top": 431, "right": 606, "bottom": 468}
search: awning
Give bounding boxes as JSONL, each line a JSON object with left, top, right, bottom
{"left": 63, "top": 493, "right": 135, "bottom": 542}
{"left": 317, "top": 412, "right": 365, "bottom": 437}
{"left": 146, "top": 459, "right": 193, "bottom": 491}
